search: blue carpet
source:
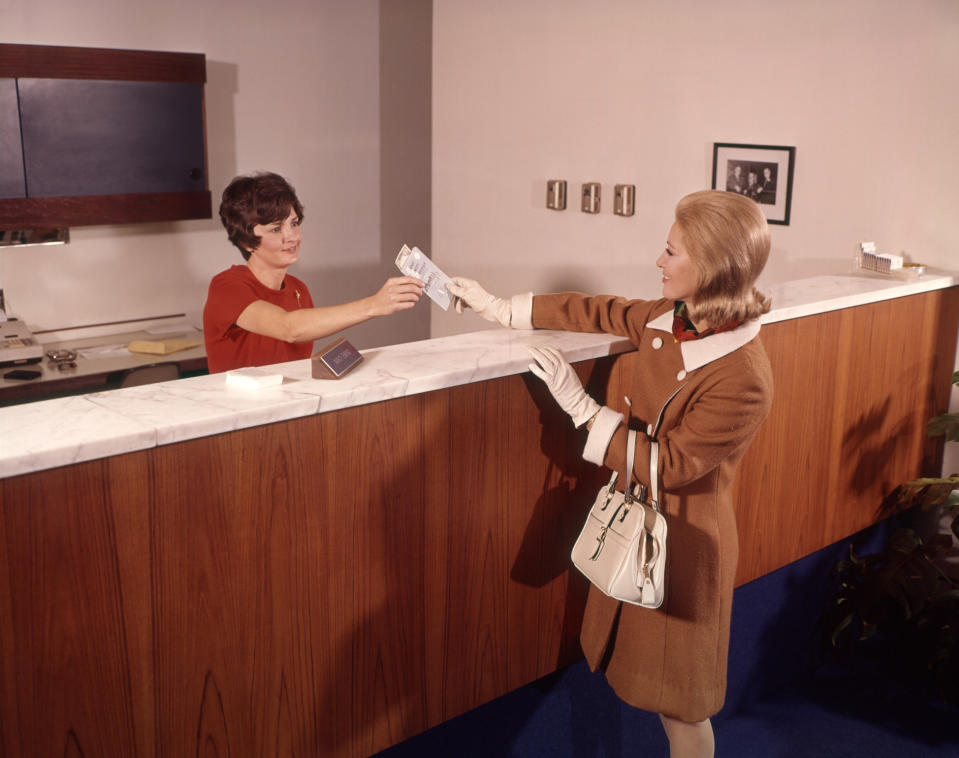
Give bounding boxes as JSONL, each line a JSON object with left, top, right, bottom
{"left": 375, "top": 516, "right": 959, "bottom": 757}
{"left": 374, "top": 658, "right": 959, "bottom": 757}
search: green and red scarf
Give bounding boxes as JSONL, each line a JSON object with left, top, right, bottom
{"left": 671, "top": 301, "right": 742, "bottom": 342}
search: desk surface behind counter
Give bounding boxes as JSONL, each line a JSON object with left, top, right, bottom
{"left": 0, "top": 322, "right": 207, "bottom": 403}
{"left": 2, "top": 269, "right": 957, "bottom": 480}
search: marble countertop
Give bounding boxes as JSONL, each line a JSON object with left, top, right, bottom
{"left": 3, "top": 268, "right": 956, "bottom": 479}
{"left": 760, "top": 268, "right": 957, "bottom": 324}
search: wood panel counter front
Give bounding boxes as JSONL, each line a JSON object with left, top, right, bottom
{"left": 0, "top": 284, "right": 957, "bottom": 757}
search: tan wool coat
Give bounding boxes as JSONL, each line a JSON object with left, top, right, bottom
{"left": 532, "top": 293, "right": 774, "bottom": 722}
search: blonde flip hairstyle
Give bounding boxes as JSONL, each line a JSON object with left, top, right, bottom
{"left": 674, "top": 190, "right": 772, "bottom": 326}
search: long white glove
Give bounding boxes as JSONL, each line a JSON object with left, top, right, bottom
{"left": 446, "top": 277, "right": 512, "bottom": 327}
{"left": 528, "top": 345, "right": 600, "bottom": 428}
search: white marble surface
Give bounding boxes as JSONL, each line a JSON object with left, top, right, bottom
{"left": 2, "top": 269, "right": 956, "bottom": 479}
{"left": 0, "top": 394, "right": 158, "bottom": 476}
{"left": 0, "top": 329, "right": 632, "bottom": 478}
{"left": 761, "top": 268, "right": 957, "bottom": 324}
{"left": 84, "top": 377, "right": 322, "bottom": 448}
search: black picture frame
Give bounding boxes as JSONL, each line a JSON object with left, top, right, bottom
{"left": 711, "top": 142, "right": 795, "bottom": 225}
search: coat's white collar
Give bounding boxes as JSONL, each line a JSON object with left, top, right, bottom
{"left": 647, "top": 309, "right": 761, "bottom": 372}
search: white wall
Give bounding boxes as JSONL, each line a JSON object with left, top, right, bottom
{"left": 2, "top": 0, "right": 957, "bottom": 353}
{"left": 430, "top": 0, "right": 959, "bottom": 338}
{"left": 0, "top": 0, "right": 431, "bottom": 349}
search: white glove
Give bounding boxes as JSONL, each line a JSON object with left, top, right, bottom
{"left": 528, "top": 345, "right": 600, "bottom": 428}
{"left": 447, "top": 277, "right": 512, "bottom": 327}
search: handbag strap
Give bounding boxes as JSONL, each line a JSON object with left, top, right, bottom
{"left": 648, "top": 439, "right": 660, "bottom": 512}
{"left": 645, "top": 383, "right": 686, "bottom": 514}
{"left": 624, "top": 428, "right": 638, "bottom": 502}
{"left": 649, "top": 384, "right": 686, "bottom": 440}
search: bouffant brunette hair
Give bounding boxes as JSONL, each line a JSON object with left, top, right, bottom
{"left": 674, "top": 190, "right": 771, "bottom": 326}
{"left": 219, "top": 172, "right": 305, "bottom": 260}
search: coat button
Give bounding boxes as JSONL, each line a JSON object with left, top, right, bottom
{"left": 647, "top": 423, "right": 654, "bottom": 436}
{"left": 652, "top": 337, "right": 663, "bottom": 349}
{"left": 676, "top": 369, "right": 687, "bottom": 381}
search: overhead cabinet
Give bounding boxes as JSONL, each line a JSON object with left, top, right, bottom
{"left": 0, "top": 43, "right": 211, "bottom": 229}
{"left": 0, "top": 78, "right": 25, "bottom": 199}
{"left": 18, "top": 79, "right": 206, "bottom": 198}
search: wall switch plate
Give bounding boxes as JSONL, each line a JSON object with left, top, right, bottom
{"left": 614, "top": 184, "right": 635, "bottom": 216}
{"left": 546, "top": 179, "right": 567, "bottom": 210}
{"left": 581, "top": 182, "right": 601, "bottom": 213}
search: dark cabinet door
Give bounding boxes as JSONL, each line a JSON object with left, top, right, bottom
{"left": 18, "top": 78, "right": 206, "bottom": 197}
{"left": 0, "top": 78, "right": 26, "bottom": 199}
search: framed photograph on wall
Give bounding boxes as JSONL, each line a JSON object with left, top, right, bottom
{"left": 711, "top": 143, "right": 795, "bottom": 225}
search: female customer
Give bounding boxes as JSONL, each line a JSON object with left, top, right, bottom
{"left": 447, "top": 190, "right": 773, "bottom": 758}
{"left": 203, "top": 172, "right": 424, "bottom": 373}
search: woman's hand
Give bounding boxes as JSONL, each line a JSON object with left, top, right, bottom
{"left": 369, "top": 276, "right": 425, "bottom": 316}
{"left": 528, "top": 345, "right": 600, "bottom": 428}
{"left": 447, "top": 277, "right": 512, "bottom": 327}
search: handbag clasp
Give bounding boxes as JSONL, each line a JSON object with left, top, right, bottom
{"left": 590, "top": 527, "right": 608, "bottom": 560}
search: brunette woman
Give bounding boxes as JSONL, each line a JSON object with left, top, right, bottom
{"left": 204, "top": 172, "right": 423, "bottom": 373}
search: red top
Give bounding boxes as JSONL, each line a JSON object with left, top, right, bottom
{"left": 202, "top": 265, "right": 315, "bottom": 373}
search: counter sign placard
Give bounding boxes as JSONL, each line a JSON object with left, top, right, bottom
{"left": 311, "top": 338, "right": 363, "bottom": 380}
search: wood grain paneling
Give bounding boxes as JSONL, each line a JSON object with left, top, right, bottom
{"left": 0, "top": 43, "right": 206, "bottom": 82}
{"left": 732, "top": 287, "right": 959, "bottom": 584}
{"left": 504, "top": 366, "right": 605, "bottom": 693}
{"left": 146, "top": 400, "right": 435, "bottom": 757}
{"left": 0, "top": 453, "right": 153, "bottom": 757}
{"left": 0, "top": 288, "right": 955, "bottom": 756}
{"left": 0, "top": 191, "right": 212, "bottom": 230}
{"left": 435, "top": 380, "right": 510, "bottom": 721}
{"left": 732, "top": 310, "right": 848, "bottom": 579}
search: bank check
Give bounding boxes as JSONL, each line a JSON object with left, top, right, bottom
{"left": 395, "top": 244, "right": 453, "bottom": 311}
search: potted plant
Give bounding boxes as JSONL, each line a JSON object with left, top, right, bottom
{"left": 824, "top": 372, "right": 959, "bottom": 704}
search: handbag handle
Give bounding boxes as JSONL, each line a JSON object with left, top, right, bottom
{"left": 623, "top": 428, "right": 638, "bottom": 503}
{"left": 648, "top": 440, "right": 660, "bottom": 513}
{"left": 641, "top": 383, "right": 685, "bottom": 514}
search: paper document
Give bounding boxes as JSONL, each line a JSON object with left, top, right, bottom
{"left": 77, "top": 343, "right": 131, "bottom": 359}
{"left": 395, "top": 244, "right": 453, "bottom": 311}
{"left": 145, "top": 323, "right": 199, "bottom": 336}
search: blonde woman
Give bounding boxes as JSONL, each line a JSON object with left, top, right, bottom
{"left": 448, "top": 190, "right": 774, "bottom": 758}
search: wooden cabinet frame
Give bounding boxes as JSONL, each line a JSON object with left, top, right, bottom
{"left": 0, "top": 43, "right": 210, "bottom": 229}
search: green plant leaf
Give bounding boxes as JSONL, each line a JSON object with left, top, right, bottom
{"left": 888, "top": 528, "right": 922, "bottom": 554}
{"left": 819, "top": 369, "right": 959, "bottom": 695}
{"left": 900, "top": 477, "right": 959, "bottom": 510}
{"left": 927, "top": 413, "right": 959, "bottom": 442}
{"left": 830, "top": 612, "right": 855, "bottom": 647}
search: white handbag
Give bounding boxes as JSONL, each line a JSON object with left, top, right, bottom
{"left": 571, "top": 427, "right": 667, "bottom": 608}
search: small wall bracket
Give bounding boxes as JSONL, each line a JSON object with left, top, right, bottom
{"left": 614, "top": 184, "right": 635, "bottom": 217}
{"left": 581, "top": 182, "right": 601, "bottom": 214}
{"left": 546, "top": 179, "right": 567, "bottom": 210}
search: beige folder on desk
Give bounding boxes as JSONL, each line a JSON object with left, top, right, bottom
{"left": 127, "top": 338, "right": 202, "bottom": 356}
